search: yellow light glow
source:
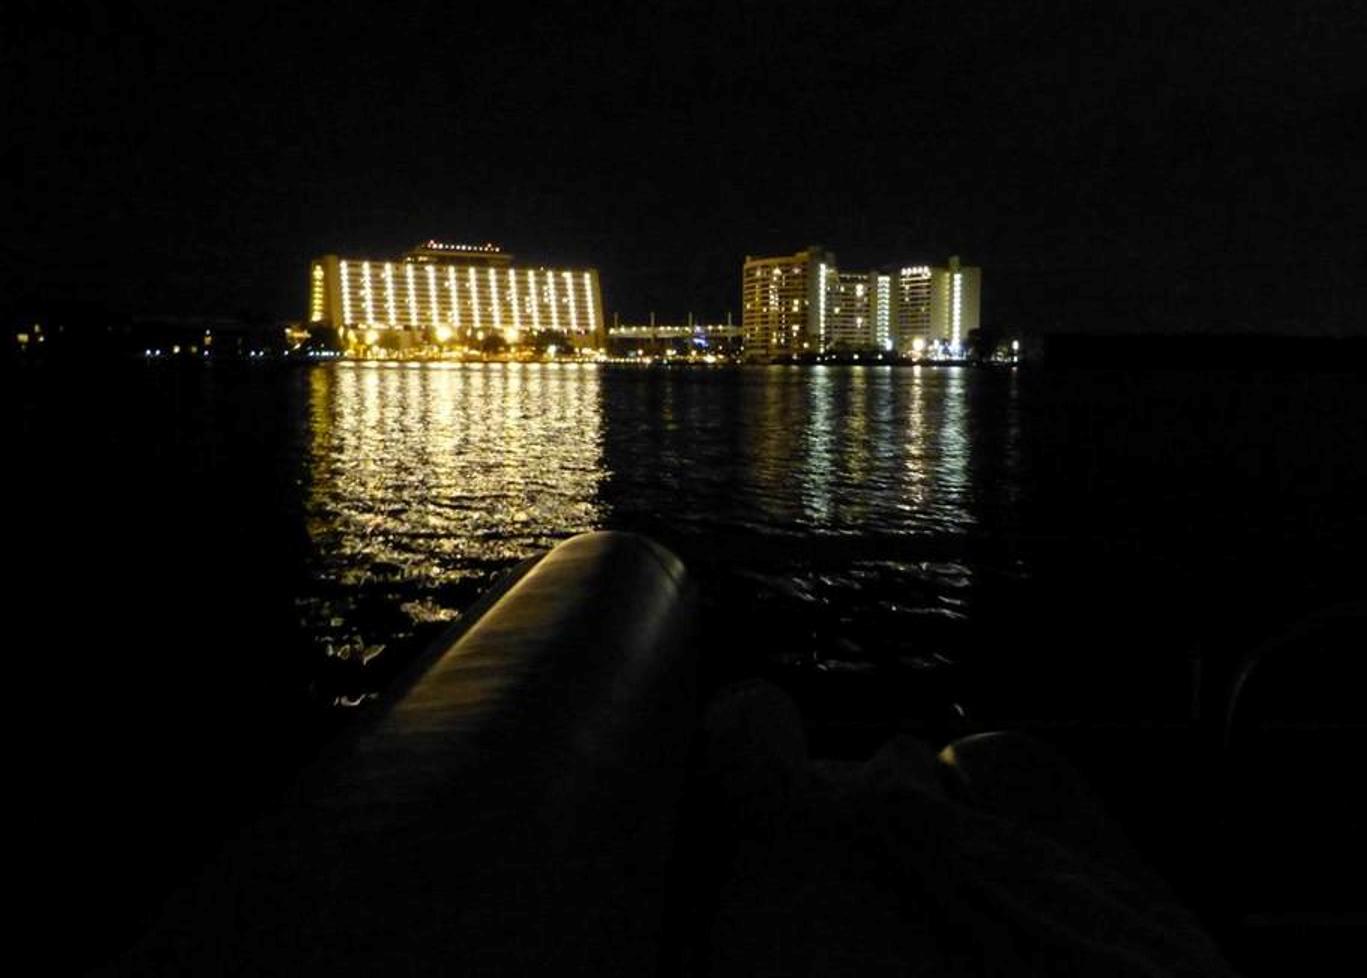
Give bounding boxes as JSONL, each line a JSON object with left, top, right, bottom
{"left": 310, "top": 263, "right": 326, "bottom": 322}
{"left": 340, "top": 261, "right": 352, "bottom": 323}
{"left": 426, "top": 265, "right": 439, "bottom": 328}
{"left": 315, "top": 251, "right": 604, "bottom": 346}
{"left": 468, "top": 267, "right": 481, "bottom": 331}
{"left": 508, "top": 268, "right": 520, "bottom": 331}
{"left": 383, "top": 263, "right": 397, "bottom": 326}
{"left": 361, "top": 261, "right": 374, "bottom": 323}
{"left": 405, "top": 263, "right": 417, "bottom": 323}
{"left": 581, "top": 272, "right": 594, "bottom": 332}
{"left": 447, "top": 267, "right": 460, "bottom": 328}
{"left": 951, "top": 271, "right": 962, "bottom": 348}
{"left": 563, "top": 271, "right": 577, "bottom": 333}
{"left": 487, "top": 267, "right": 502, "bottom": 331}
{"left": 435, "top": 324, "right": 452, "bottom": 343}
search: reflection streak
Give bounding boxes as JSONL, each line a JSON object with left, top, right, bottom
{"left": 302, "top": 362, "right": 604, "bottom": 656}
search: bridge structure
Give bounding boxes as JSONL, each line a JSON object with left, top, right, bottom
{"left": 604, "top": 322, "right": 743, "bottom": 357}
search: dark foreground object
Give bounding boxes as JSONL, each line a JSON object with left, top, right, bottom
{"left": 100, "top": 532, "right": 1356, "bottom": 975}
{"left": 104, "top": 531, "right": 696, "bottom": 976}
{"left": 668, "top": 683, "right": 1238, "bottom": 977}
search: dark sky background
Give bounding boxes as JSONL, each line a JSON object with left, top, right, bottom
{"left": 5, "top": 0, "right": 1365, "bottom": 334}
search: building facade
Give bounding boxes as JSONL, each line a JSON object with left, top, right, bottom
{"left": 828, "top": 270, "right": 874, "bottom": 350}
{"left": 309, "top": 242, "right": 604, "bottom": 350}
{"left": 605, "top": 319, "right": 743, "bottom": 358}
{"left": 893, "top": 265, "right": 932, "bottom": 353}
{"left": 740, "top": 246, "right": 836, "bottom": 358}
{"left": 741, "top": 249, "right": 979, "bottom": 358}
{"left": 929, "top": 255, "right": 981, "bottom": 351}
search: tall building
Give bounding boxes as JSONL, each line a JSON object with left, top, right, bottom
{"left": 893, "top": 265, "right": 932, "bottom": 354}
{"left": 740, "top": 246, "right": 836, "bottom": 359}
{"left": 873, "top": 273, "right": 893, "bottom": 352}
{"left": 828, "top": 270, "right": 874, "bottom": 350}
{"left": 742, "top": 249, "right": 979, "bottom": 357}
{"left": 309, "top": 241, "right": 604, "bottom": 350}
{"left": 929, "top": 255, "right": 981, "bottom": 351}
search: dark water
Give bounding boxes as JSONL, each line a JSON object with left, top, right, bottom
{"left": 11, "top": 360, "right": 1366, "bottom": 967}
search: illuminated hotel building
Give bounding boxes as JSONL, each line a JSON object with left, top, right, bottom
{"left": 893, "top": 265, "right": 932, "bottom": 353}
{"left": 929, "top": 255, "right": 981, "bottom": 351}
{"left": 309, "top": 241, "right": 605, "bottom": 349}
{"left": 874, "top": 273, "right": 893, "bottom": 351}
{"left": 828, "top": 270, "right": 874, "bottom": 350}
{"left": 740, "top": 246, "right": 836, "bottom": 359}
{"left": 742, "top": 249, "right": 979, "bottom": 357}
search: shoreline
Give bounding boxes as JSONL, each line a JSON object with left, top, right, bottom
{"left": 8, "top": 350, "right": 1017, "bottom": 368}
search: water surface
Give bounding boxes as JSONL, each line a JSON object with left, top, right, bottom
{"left": 12, "top": 359, "right": 1365, "bottom": 967}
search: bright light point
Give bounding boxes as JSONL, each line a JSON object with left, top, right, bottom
{"left": 912, "top": 337, "right": 926, "bottom": 354}
{"left": 434, "top": 325, "right": 452, "bottom": 343}
{"left": 546, "top": 344, "right": 557, "bottom": 357}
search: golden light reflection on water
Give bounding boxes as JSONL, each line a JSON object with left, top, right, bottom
{"left": 904, "top": 365, "right": 929, "bottom": 510}
{"left": 935, "top": 367, "right": 974, "bottom": 533}
{"left": 301, "top": 362, "right": 604, "bottom": 655}
{"left": 737, "top": 365, "right": 977, "bottom": 535}
{"left": 803, "top": 366, "right": 836, "bottom": 525}
{"left": 295, "top": 362, "right": 993, "bottom": 670}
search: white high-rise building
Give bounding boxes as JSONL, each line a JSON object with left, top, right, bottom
{"left": 740, "top": 246, "right": 836, "bottom": 359}
{"left": 893, "top": 265, "right": 932, "bottom": 354}
{"left": 741, "top": 249, "right": 980, "bottom": 358}
{"left": 929, "top": 255, "right": 981, "bottom": 352}
{"left": 828, "top": 270, "right": 874, "bottom": 350}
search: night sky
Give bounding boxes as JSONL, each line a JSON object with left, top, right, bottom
{"left": 6, "top": 0, "right": 1365, "bottom": 334}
